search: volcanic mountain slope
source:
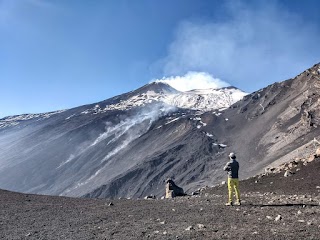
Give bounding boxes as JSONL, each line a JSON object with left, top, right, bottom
{"left": 0, "top": 63, "right": 319, "bottom": 199}
{"left": 1, "top": 158, "right": 320, "bottom": 240}
{"left": 86, "top": 63, "right": 320, "bottom": 199}
{"left": 0, "top": 82, "right": 245, "bottom": 198}
{"left": 199, "top": 63, "right": 320, "bottom": 180}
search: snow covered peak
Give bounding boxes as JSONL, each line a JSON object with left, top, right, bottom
{"left": 101, "top": 85, "right": 247, "bottom": 112}
{"left": 1, "top": 84, "right": 247, "bottom": 129}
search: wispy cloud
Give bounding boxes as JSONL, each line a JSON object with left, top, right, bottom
{"left": 156, "top": 0, "right": 320, "bottom": 92}
{"left": 153, "top": 71, "right": 229, "bottom": 92}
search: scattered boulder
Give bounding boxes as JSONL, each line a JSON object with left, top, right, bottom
{"left": 316, "top": 148, "right": 320, "bottom": 158}
{"left": 265, "top": 167, "right": 276, "bottom": 173}
{"left": 165, "top": 179, "right": 185, "bottom": 199}
{"left": 199, "top": 186, "right": 209, "bottom": 191}
{"left": 144, "top": 195, "right": 156, "bottom": 200}
{"left": 197, "top": 224, "right": 206, "bottom": 229}
{"left": 284, "top": 170, "right": 294, "bottom": 177}
{"left": 185, "top": 226, "right": 194, "bottom": 231}
{"left": 275, "top": 215, "right": 282, "bottom": 221}
{"left": 191, "top": 191, "right": 200, "bottom": 196}
{"left": 308, "top": 155, "right": 316, "bottom": 162}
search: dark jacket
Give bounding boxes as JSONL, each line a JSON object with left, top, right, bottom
{"left": 223, "top": 159, "right": 239, "bottom": 178}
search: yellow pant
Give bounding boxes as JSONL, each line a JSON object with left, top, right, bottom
{"left": 228, "top": 178, "right": 240, "bottom": 203}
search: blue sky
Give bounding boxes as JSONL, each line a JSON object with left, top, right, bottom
{"left": 1, "top": 0, "right": 320, "bottom": 118}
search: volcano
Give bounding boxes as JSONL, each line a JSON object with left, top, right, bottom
{"left": 0, "top": 63, "right": 319, "bottom": 199}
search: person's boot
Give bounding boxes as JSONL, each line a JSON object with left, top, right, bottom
{"left": 225, "top": 202, "right": 233, "bottom": 206}
{"left": 234, "top": 200, "right": 241, "bottom": 206}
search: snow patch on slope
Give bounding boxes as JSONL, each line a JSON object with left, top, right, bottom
{"left": 0, "top": 110, "right": 66, "bottom": 129}
{"left": 104, "top": 91, "right": 163, "bottom": 111}
{"left": 165, "top": 117, "right": 180, "bottom": 125}
{"left": 163, "top": 87, "right": 247, "bottom": 111}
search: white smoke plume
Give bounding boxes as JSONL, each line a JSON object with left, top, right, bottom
{"left": 154, "top": 0, "right": 320, "bottom": 92}
{"left": 99, "top": 103, "right": 176, "bottom": 163}
{"left": 153, "top": 71, "right": 229, "bottom": 92}
{"left": 64, "top": 102, "right": 176, "bottom": 192}
{"left": 58, "top": 103, "right": 176, "bottom": 174}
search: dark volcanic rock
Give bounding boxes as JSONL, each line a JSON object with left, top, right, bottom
{"left": 1, "top": 158, "right": 320, "bottom": 240}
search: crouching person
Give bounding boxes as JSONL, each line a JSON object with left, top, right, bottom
{"left": 224, "top": 152, "right": 241, "bottom": 206}
{"left": 165, "top": 178, "right": 185, "bottom": 198}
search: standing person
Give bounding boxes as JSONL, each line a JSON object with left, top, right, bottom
{"left": 223, "top": 152, "right": 241, "bottom": 206}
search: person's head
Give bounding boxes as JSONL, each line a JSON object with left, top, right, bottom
{"left": 166, "top": 178, "right": 173, "bottom": 184}
{"left": 229, "top": 152, "right": 236, "bottom": 159}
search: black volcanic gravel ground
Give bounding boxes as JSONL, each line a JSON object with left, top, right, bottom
{"left": 1, "top": 160, "right": 320, "bottom": 240}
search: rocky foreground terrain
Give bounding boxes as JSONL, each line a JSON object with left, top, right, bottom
{"left": 1, "top": 156, "right": 319, "bottom": 240}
